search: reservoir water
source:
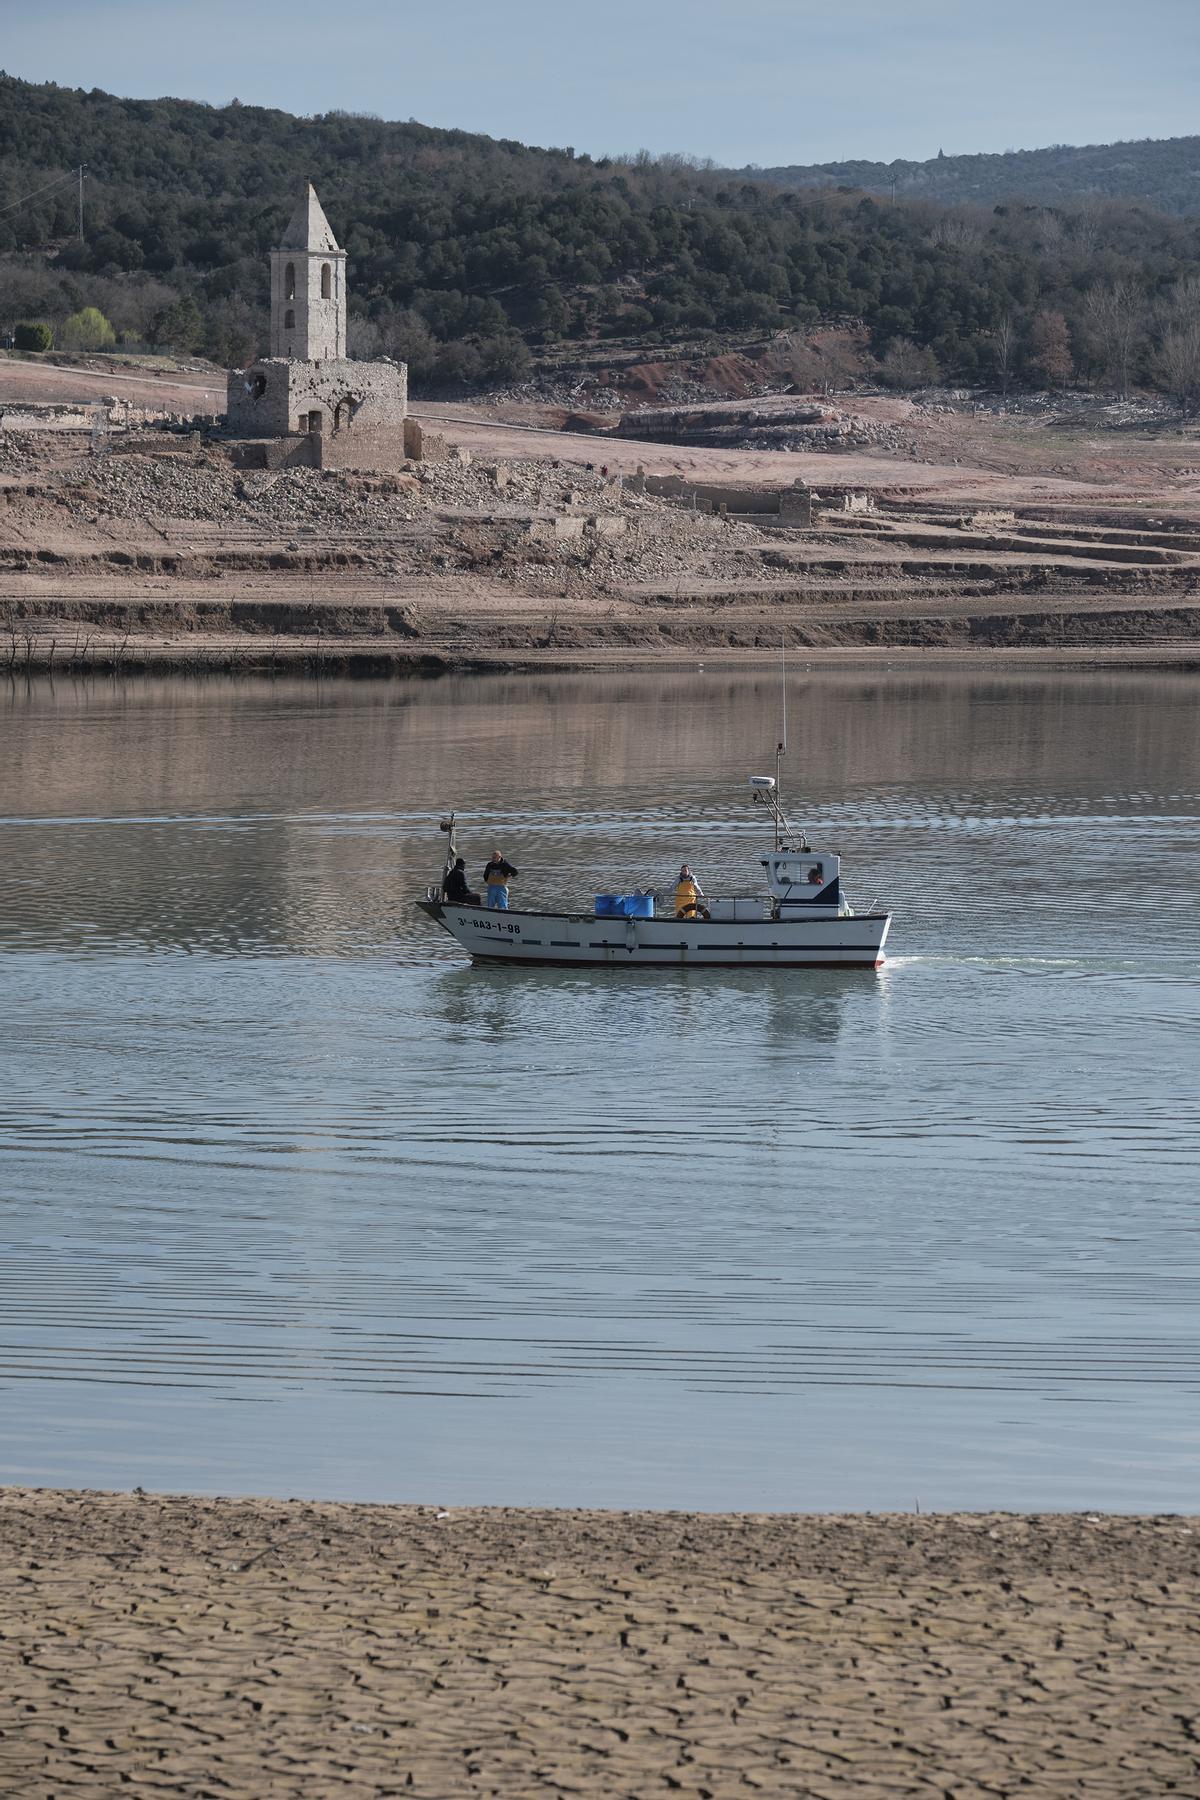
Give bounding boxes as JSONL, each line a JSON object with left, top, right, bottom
{"left": 1, "top": 669, "right": 1198, "bottom": 1511}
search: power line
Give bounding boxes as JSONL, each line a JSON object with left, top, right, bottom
{"left": 0, "top": 165, "right": 85, "bottom": 221}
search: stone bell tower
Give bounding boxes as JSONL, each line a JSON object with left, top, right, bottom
{"left": 269, "top": 184, "right": 346, "bottom": 362}
{"left": 226, "top": 180, "right": 405, "bottom": 459}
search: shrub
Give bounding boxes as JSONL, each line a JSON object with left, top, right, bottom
{"left": 14, "top": 320, "right": 54, "bottom": 352}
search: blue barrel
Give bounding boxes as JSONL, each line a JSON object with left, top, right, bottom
{"left": 621, "top": 893, "right": 655, "bottom": 918}
{"left": 594, "top": 895, "right": 619, "bottom": 917}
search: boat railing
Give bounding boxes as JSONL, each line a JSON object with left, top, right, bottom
{"left": 652, "top": 894, "right": 774, "bottom": 921}
{"left": 431, "top": 889, "right": 793, "bottom": 923}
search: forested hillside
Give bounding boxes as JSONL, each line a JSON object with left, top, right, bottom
{"left": 751, "top": 136, "right": 1200, "bottom": 216}
{"left": 2, "top": 73, "right": 1200, "bottom": 401}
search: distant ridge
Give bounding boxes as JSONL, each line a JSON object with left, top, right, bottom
{"left": 747, "top": 137, "right": 1200, "bottom": 216}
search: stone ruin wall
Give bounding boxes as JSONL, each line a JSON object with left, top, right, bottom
{"left": 1, "top": 400, "right": 202, "bottom": 433}
{"left": 225, "top": 358, "right": 407, "bottom": 446}
{"left": 615, "top": 404, "right": 828, "bottom": 446}
{"left": 631, "top": 470, "right": 814, "bottom": 525}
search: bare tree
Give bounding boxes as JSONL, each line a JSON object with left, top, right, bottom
{"left": 1035, "top": 212, "right": 1066, "bottom": 260}
{"left": 992, "top": 314, "right": 1019, "bottom": 395}
{"left": 1027, "top": 310, "right": 1073, "bottom": 388}
{"left": 1153, "top": 277, "right": 1200, "bottom": 416}
{"left": 1067, "top": 199, "right": 1103, "bottom": 262}
{"left": 346, "top": 315, "right": 383, "bottom": 358}
{"left": 1082, "top": 280, "right": 1144, "bottom": 396}
{"left": 879, "top": 337, "right": 940, "bottom": 390}
{"left": 928, "top": 210, "right": 986, "bottom": 253}
{"left": 1157, "top": 324, "right": 1200, "bottom": 416}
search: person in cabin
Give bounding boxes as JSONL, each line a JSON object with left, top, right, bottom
{"left": 443, "top": 857, "right": 480, "bottom": 906}
{"left": 674, "top": 863, "right": 705, "bottom": 918}
{"left": 483, "top": 848, "right": 519, "bottom": 910}
{"left": 807, "top": 865, "right": 825, "bottom": 886}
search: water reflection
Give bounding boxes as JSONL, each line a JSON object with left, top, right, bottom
{"left": 1, "top": 671, "right": 1199, "bottom": 1509}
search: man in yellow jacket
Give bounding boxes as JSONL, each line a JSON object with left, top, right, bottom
{"left": 674, "top": 863, "right": 705, "bottom": 918}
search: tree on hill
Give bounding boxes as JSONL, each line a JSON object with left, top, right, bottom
{"left": 1157, "top": 320, "right": 1200, "bottom": 415}
{"left": 1082, "top": 281, "right": 1144, "bottom": 396}
{"left": 991, "top": 315, "right": 1019, "bottom": 395}
{"left": 1154, "top": 279, "right": 1200, "bottom": 416}
{"left": 58, "top": 305, "right": 115, "bottom": 350}
{"left": 148, "top": 296, "right": 203, "bottom": 354}
{"left": 204, "top": 296, "right": 259, "bottom": 370}
{"left": 1027, "top": 310, "right": 1073, "bottom": 387}
{"left": 880, "top": 337, "right": 940, "bottom": 388}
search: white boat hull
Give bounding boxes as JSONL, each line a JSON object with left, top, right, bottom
{"left": 417, "top": 901, "right": 891, "bottom": 968}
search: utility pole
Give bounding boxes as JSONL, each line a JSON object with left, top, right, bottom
{"left": 77, "top": 164, "right": 86, "bottom": 242}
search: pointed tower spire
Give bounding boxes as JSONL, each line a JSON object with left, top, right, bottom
{"left": 269, "top": 184, "right": 346, "bottom": 361}
{"left": 279, "top": 183, "right": 341, "bottom": 255}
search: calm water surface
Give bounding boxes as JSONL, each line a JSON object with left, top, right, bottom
{"left": 1, "top": 670, "right": 1198, "bottom": 1510}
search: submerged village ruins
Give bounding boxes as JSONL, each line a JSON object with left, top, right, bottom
{"left": 4, "top": 183, "right": 1200, "bottom": 671}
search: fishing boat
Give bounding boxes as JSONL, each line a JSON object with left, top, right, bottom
{"left": 416, "top": 773, "right": 892, "bottom": 970}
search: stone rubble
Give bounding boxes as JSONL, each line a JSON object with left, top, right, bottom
{"left": 21, "top": 442, "right": 762, "bottom": 598}
{"left": 0, "top": 431, "right": 43, "bottom": 474}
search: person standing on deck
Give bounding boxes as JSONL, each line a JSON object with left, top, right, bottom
{"left": 674, "top": 863, "right": 704, "bottom": 918}
{"left": 483, "top": 848, "right": 519, "bottom": 910}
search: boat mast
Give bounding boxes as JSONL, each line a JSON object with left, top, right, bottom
{"left": 774, "top": 638, "right": 787, "bottom": 850}
{"left": 439, "top": 811, "right": 457, "bottom": 885}
{"left": 751, "top": 641, "right": 804, "bottom": 851}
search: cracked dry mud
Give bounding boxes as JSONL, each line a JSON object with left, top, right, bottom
{"left": 2, "top": 1489, "right": 1198, "bottom": 1798}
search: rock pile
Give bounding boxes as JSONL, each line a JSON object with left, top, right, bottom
{"left": 72, "top": 450, "right": 644, "bottom": 534}
{"left": 38, "top": 441, "right": 759, "bottom": 599}
{"left": 744, "top": 411, "right": 910, "bottom": 454}
{"left": 617, "top": 400, "right": 911, "bottom": 455}
{"left": 72, "top": 453, "right": 240, "bottom": 523}
{"left": 935, "top": 390, "right": 1183, "bottom": 428}
{"left": 469, "top": 378, "right": 628, "bottom": 413}
{"left": 588, "top": 505, "right": 758, "bottom": 589}
{"left": 0, "top": 432, "right": 44, "bottom": 474}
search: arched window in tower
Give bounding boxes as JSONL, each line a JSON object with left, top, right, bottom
{"left": 321, "top": 263, "right": 332, "bottom": 300}
{"left": 284, "top": 309, "right": 295, "bottom": 330}
{"left": 285, "top": 262, "right": 296, "bottom": 301}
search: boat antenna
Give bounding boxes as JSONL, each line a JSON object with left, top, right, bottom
{"left": 774, "top": 637, "right": 787, "bottom": 849}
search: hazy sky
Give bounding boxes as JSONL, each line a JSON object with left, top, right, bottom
{"left": 4, "top": 0, "right": 1198, "bottom": 166}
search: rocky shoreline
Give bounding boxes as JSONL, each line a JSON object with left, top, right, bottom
{"left": 2, "top": 1486, "right": 1198, "bottom": 1798}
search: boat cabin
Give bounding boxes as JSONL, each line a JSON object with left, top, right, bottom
{"left": 760, "top": 850, "right": 841, "bottom": 912}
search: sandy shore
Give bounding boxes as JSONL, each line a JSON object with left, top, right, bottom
{"left": 2, "top": 1488, "right": 1198, "bottom": 1797}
